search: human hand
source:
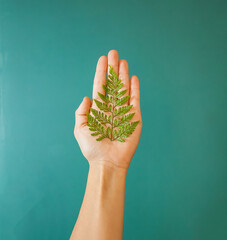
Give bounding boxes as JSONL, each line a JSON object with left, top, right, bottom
{"left": 74, "top": 50, "right": 142, "bottom": 170}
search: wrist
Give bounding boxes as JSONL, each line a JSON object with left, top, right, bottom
{"left": 88, "top": 161, "right": 128, "bottom": 184}
{"left": 89, "top": 160, "right": 128, "bottom": 175}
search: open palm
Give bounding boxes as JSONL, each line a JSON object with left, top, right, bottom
{"left": 74, "top": 50, "right": 142, "bottom": 170}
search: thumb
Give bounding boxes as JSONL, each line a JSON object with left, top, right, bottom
{"left": 75, "top": 96, "right": 91, "bottom": 128}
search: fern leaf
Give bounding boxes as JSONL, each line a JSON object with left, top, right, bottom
{"left": 114, "top": 83, "right": 123, "bottom": 93}
{"left": 113, "top": 129, "right": 118, "bottom": 139}
{"left": 115, "top": 96, "right": 130, "bottom": 106}
{"left": 117, "top": 138, "right": 125, "bottom": 142}
{"left": 115, "top": 105, "right": 133, "bottom": 116}
{"left": 115, "top": 121, "right": 140, "bottom": 140}
{"left": 94, "top": 99, "right": 111, "bottom": 112}
{"left": 87, "top": 112, "right": 108, "bottom": 139}
{"left": 91, "top": 132, "right": 100, "bottom": 136}
{"left": 96, "top": 135, "right": 106, "bottom": 141}
{"left": 90, "top": 108, "right": 111, "bottom": 124}
{"left": 97, "top": 92, "right": 110, "bottom": 103}
{"left": 114, "top": 113, "right": 135, "bottom": 127}
{"left": 87, "top": 64, "right": 140, "bottom": 142}
{"left": 115, "top": 89, "right": 127, "bottom": 98}
{"left": 106, "top": 127, "right": 111, "bottom": 138}
{"left": 108, "top": 66, "right": 117, "bottom": 79}
{"left": 102, "top": 84, "right": 114, "bottom": 96}
{"left": 106, "top": 79, "right": 114, "bottom": 89}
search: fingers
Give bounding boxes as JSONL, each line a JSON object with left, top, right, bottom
{"left": 75, "top": 96, "right": 91, "bottom": 129}
{"left": 129, "top": 75, "right": 141, "bottom": 119}
{"left": 108, "top": 50, "right": 119, "bottom": 76}
{"left": 118, "top": 59, "right": 129, "bottom": 105}
{"left": 92, "top": 56, "right": 108, "bottom": 101}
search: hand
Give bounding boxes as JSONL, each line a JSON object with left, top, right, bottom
{"left": 74, "top": 50, "right": 142, "bottom": 170}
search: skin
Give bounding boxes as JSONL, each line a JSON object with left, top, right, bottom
{"left": 70, "top": 50, "right": 142, "bottom": 240}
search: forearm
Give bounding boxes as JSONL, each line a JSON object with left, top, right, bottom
{"left": 70, "top": 161, "right": 127, "bottom": 240}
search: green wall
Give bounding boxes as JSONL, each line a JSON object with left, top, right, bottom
{"left": 0, "top": 0, "right": 226, "bottom": 239}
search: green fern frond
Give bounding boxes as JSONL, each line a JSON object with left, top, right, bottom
{"left": 87, "top": 112, "right": 107, "bottom": 139}
{"left": 94, "top": 99, "right": 111, "bottom": 112}
{"left": 87, "top": 64, "right": 140, "bottom": 142}
{"left": 114, "top": 113, "right": 135, "bottom": 127}
{"left": 97, "top": 92, "right": 110, "bottom": 103}
{"left": 90, "top": 108, "right": 112, "bottom": 124}
{"left": 102, "top": 84, "right": 114, "bottom": 96}
{"left": 114, "top": 121, "right": 140, "bottom": 142}
{"left": 115, "top": 89, "right": 127, "bottom": 98}
{"left": 115, "top": 95, "right": 130, "bottom": 106}
{"left": 115, "top": 105, "right": 133, "bottom": 116}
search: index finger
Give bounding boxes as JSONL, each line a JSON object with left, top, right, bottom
{"left": 92, "top": 56, "right": 108, "bottom": 101}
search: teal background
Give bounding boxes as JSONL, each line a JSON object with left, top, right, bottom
{"left": 0, "top": 0, "right": 226, "bottom": 239}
